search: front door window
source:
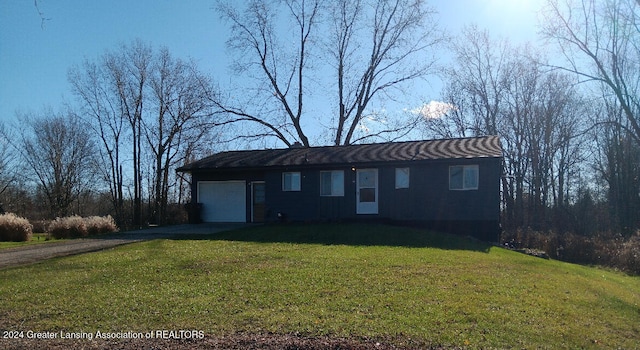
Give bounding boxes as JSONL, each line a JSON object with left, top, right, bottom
{"left": 356, "top": 169, "right": 378, "bottom": 214}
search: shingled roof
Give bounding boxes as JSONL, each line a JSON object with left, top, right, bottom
{"left": 177, "top": 136, "right": 502, "bottom": 172}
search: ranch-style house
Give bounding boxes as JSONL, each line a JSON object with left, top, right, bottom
{"left": 177, "top": 135, "right": 503, "bottom": 242}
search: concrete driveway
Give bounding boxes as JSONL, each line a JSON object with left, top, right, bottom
{"left": 0, "top": 223, "right": 252, "bottom": 269}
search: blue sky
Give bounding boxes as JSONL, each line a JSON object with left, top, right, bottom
{"left": 0, "top": 0, "right": 541, "bottom": 127}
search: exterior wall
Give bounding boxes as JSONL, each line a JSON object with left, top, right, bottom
{"left": 263, "top": 170, "right": 319, "bottom": 222}
{"left": 188, "top": 157, "right": 502, "bottom": 241}
{"left": 378, "top": 158, "right": 501, "bottom": 241}
{"left": 379, "top": 158, "right": 501, "bottom": 222}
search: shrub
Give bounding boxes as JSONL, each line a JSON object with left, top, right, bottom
{"left": 503, "top": 228, "right": 640, "bottom": 275}
{"left": 165, "top": 204, "right": 188, "bottom": 225}
{"left": 0, "top": 213, "right": 33, "bottom": 242}
{"left": 48, "top": 215, "right": 118, "bottom": 239}
{"left": 84, "top": 215, "right": 118, "bottom": 235}
{"left": 30, "top": 220, "right": 50, "bottom": 234}
{"left": 49, "top": 216, "right": 87, "bottom": 239}
{"left": 610, "top": 233, "right": 640, "bottom": 275}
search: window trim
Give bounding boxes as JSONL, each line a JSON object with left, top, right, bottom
{"left": 395, "top": 167, "right": 410, "bottom": 189}
{"left": 282, "top": 172, "right": 301, "bottom": 192}
{"left": 449, "top": 165, "right": 479, "bottom": 191}
{"left": 320, "top": 170, "right": 345, "bottom": 197}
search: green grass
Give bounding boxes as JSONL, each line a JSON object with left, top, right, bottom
{"left": 0, "top": 233, "right": 62, "bottom": 249}
{"left": 0, "top": 224, "right": 638, "bottom": 348}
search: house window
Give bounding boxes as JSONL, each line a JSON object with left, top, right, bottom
{"left": 320, "top": 170, "right": 344, "bottom": 196}
{"left": 449, "top": 165, "right": 479, "bottom": 190}
{"left": 395, "top": 168, "right": 410, "bottom": 189}
{"left": 282, "top": 172, "right": 301, "bottom": 191}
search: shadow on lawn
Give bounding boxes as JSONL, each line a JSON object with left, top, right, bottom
{"left": 173, "top": 223, "right": 492, "bottom": 252}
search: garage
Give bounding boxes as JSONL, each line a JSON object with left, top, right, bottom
{"left": 197, "top": 181, "right": 247, "bottom": 222}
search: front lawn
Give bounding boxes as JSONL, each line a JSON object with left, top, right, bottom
{"left": 0, "top": 224, "right": 638, "bottom": 348}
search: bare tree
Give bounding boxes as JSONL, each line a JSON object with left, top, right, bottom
{"left": 0, "top": 122, "right": 17, "bottom": 199}
{"left": 435, "top": 26, "right": 589, "bottom": 230}
{"left": 70, "top": 40, "right": 220, "bottom": 226}
{"left": 499, "top": 49, "right": 588, "bottom": 230}
{"left": 541, "top": 0, "right": 640, "bottom": 142}
{"left": 69, "top": 57, "right": 127, "bottom": 225}
{"left": 1, "top": 123, "right": 32, "bottom": 216}
{"left": 445, "top": 25, "right": 511, "bottom": 136}
{"left": 422, "top": 83, "right": 473, "bottom": 139}
{"left": 593, "top": 97, "right": 640, "bottom": 235}
{"left": 329, "top": 0, "right": 442, "bottom": 145}
{"left": 432, "top": 27, "right": 519, "bottom": 224}
{"left": 145, "top": 48, "right": 218, "bottom": 224}
{"left": 73, "top": 40, "right": 150, "bottom": 227}
{"left": 214, "top": 0, "right": 442, "bottom": 146}
{"left": 541, "top": 0, "right": 640, "bottom": 234}
{"left": 33, "top": 0, "right": 51, "bottom": 29}
{"left": 117, "top": 40, "right": 151, "bottom": 228}
{"left": 215, "top": 0, "right": 320, "bottom": 147}
{"left": 17, "top": 110, "right": 96, "bottom": 218}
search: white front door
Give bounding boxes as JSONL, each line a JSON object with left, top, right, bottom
{"left": 356, "top": 169, "right": 378, "bottom": 214}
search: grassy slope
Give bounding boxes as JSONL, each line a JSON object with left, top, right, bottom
{"left": 0, "top": 224, "right": 638, "bottom": 348}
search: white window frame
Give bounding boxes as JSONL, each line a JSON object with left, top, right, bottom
{"left": 395, "top": 168, "right": 410, "bottom": 189}
{"left": 320, "top": 170, "right": 344, "bottom": 196}
{"left": 282, "top": 172, "right": 301, "bottom": 191}
{"left": 449, "top": 165, "right": 479, "bottom": 190}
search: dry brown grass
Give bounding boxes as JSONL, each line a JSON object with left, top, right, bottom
{"left": 0, "top": 213, "right": 33, "bottom": 242}
{"left": 84, "top": 215, "right": 118, "bottom": 235}
{"left": 48, "top": 215, "right": 118, "bottom": 239}
{"left": 503, "top": 228, "right": 640, "bottom": 275}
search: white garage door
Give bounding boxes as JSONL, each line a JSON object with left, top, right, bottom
{"left": 198, "top": 181, "right": 246, "bottom": 222}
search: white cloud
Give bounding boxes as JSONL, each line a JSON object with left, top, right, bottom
{"left": 357, "top": 109, "right": 390, "bottom": 134}
{"left": 409, "top": 101, "right": 457, "bottom": 119}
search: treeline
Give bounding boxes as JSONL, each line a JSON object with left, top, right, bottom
{"left": 423, "top": 10, "right": 639, "bottom": 239}
{"left": 0, "top": 41, "right": 223, "bottom": 229}
{"left": 418, "top": 0, "right": 640, "bottom": 273}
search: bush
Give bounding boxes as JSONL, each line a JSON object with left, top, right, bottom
{"left": 616, "top": 235, "right": 640, "bottom": 274}
{"left": 503, "top": 228, "right": 640, "bottom": 275}
{"left": 0, "top": 213, "right": 33, "bottom": 242}
{"left": 31, "top": 220, "right": 50, "bottom": 234}
{"left": 85, "top": 215, "right": 118, "bottom": 235}
{"left": 165, "top": 204, "right": 188, "bottom": 225}
{"left": 49, "top": 216, "right": 87, "bottom": 239}
{"left": 48, "top": 215, "right": 119, "bottom": 239}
